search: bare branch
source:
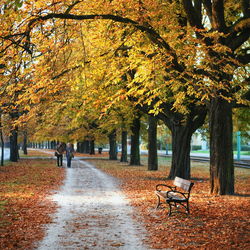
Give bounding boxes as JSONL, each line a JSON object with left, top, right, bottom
{"left": 241, "top": 0, "right": 250, "bottom": 18}
{"left": 64, "top": 1, "right": 82, "bottom": 14}
{"left": 211, "top": 0, "right": 226, "bottom": 31}
{"left": 236, "top": 52, "right": 250, "bottom": 65}
{"left": 202, "top": 0, "right": 212, "bottom": 22}
{"left": 227, "top": 29, "right": 250, "bottom": 51}
{"left": 194, "top": 0, "right": 202, "bottom": 23}
{"left": 182, "top": 0, "right": 204, "bottom": 29}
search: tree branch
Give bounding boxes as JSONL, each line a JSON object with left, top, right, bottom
{"left": 211, "top": 0, "right": 226, "bottom": 31}
{"left": 236, "top": 51, "right": 250, "bottom": 65}
{"left": 227, "top": 29, "right": 250, "bottom": 51}
{"left": 52, "top": 65, "right": 82, "bottom": 80}
{"left": 64, "top": 1, "right": 82, "bottom": 14}
{"left": 241, "top": 0, "right": 250, "bottom": 18}
{"left": 25, "top": 12, "right": 184, "bottom": 72}
{"left": 182, "top": 0, "right": 204, "bottom": 29}
{"left": 194, "top": 0, "right": 202, "bottom": 24}
{"left": 202, "top": 0, "right": 212, "bottom": 22}
{"left": 229, "top": 17, "right": 250, "bottom": 33}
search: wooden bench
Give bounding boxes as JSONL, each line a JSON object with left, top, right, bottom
{"left": 155, "top": 177, "right": 194, "bottom": 216}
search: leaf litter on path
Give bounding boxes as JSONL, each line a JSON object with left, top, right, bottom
{"left": 36, "top": 160, "right": 152, "bottom": 250}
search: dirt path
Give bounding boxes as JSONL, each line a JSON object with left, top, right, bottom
{"left": 35, "top": 159, "right": 150, "bottom": 250}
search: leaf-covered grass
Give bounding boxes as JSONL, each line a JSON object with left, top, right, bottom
{"left": 19, "top": 149, "right": 55, "bottom": 157}
{"left": 0, "top": 159, "right": 65, "bottom": 250}
{"left": 1, "top": 150, "right": 249, "bottom": 249}
{"left": 89, "top": 157, "right": 250, "bottom": 249}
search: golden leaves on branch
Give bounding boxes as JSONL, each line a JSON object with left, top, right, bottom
{"left": 1, "top": 0, "right": 249, "bottom": 141}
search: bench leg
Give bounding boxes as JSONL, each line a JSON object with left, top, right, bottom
{"left": 167, "top": 201, "right": 190, "bottom": 216}
{"left": 167, "top": 202, "right": 172, "bottom": 216}
{"left": 156, "top": 195, "right": 161, "bottom": 209}
{"left": 179, "top": 201, "right": 190, "bottom": 214}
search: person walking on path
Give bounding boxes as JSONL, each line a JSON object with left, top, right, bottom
{"left": 55, "top": 142, "right": 65, "bottom": 167}
{"left": 65, "top": 143, "right": 74, "bottom": 168}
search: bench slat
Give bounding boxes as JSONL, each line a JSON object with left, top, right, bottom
{"left": 155, "top": 190, "right": 186, "bottom": 201}
{"left": 174, "top": 176, "right": 191, "bottom": 191}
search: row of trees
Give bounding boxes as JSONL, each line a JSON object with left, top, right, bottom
{"left": 0, "top": 0, "right": 249, "bottom": 194}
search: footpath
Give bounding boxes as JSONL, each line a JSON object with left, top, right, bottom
{"left": 35, "top": 158, "right": 151, "bottom": 250}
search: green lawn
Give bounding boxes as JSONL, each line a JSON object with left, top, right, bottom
{"left": 191, "top": 150, "right": 250, "bottom": 156}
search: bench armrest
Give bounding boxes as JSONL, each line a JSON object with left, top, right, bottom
{"left": 156, "top": 184, "right": 176, "bottom": 192}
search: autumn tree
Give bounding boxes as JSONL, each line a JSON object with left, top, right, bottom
{"left": 180, "top": 0, "right": 250, "bottom": 194}
{"left": 1, "top": 0, "right": 202, "bottom": 175}
{"left": 1, "top": 1, "right": 249, "bottom": 194}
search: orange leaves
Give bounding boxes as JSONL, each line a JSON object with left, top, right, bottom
{"left": 0, "top": 159, "right": 65, "bottom": 249}
{"left": 91, "top": 158, "right": 250, "bottom": 249}
{"left": 1, "top": 154, "right": 249, "bottom": 249}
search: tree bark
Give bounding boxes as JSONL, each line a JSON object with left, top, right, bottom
{"left": 76, "top": 142, "right": 80, "bottom": 152}
{"left": 89, "top": 139, "right": 95, "bottom": 155}
{"left": 120, "top": 130, "right": 128, "bottom": 162}
{"left": 83, "top": 140, "right": 90, "bottom": 153}
{"left": 50, "top": 141, "right": 56, "bottom": 149}
{"left": 22, "top": 131, "right": 28, "bottom": 155}
{"left": 10, "top": 128, "right": 18, "bottom": 162}
{"left": 0, "top": 121, "right": 4, "bottom": 166}
{"left": 167, "top": 123, "right": 193, "bottom": 179}
{"left": 160, "top": 108, "right": 207, "bottom": 180}
{"left": 78, "top": 142, "right": 84, "bottom": 153}
{"left": 209, "top": 97, "right": 234, "bottom": 195}
{"left": 108, "top": 130, "right": 117, "bottom": 160}
{"left": 148, "top": 115, "right": 158, "bottom": 171}
{"left": 130, "top": 115, "right": 141, "bottom": 165}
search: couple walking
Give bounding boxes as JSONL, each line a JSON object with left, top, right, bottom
{"left": 55, "top": 143, "right": 74, "bottom": 168}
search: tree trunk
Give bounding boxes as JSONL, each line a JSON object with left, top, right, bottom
{"left": 51, "top": 140, "right": 56, "bottom": 149}
{"left": 120, "top": 130, "right": 128, "bottom": 162}
{"left": 148, "top": 115, "right": 158, "bottom": 171}
{"left": 10, "top": 128, "right": 18, "bottom": 162}
{"left": 109, "top": 130, "right": 117, "bottom": 160}
{"left": 130, "top": 116, "right": 141, "bottom": 165}
{"left": 168, "top": 124, "right": 192, "bottom": 179}
{"left": 0, "top": 123, "right": 4, "bottom": 166}
{"left": 23, "top": 131, "right": 28, "bottom": 155}
{"left": 161, "top": 108, "right": 206, "bottom": 180}
{"left": 89, "top": 139, "right": 95, "bottom": 155}
{"left": 80, "top": 140, "right": 90, "bottom": 153}
{"left": 77, "top": 142, "right": 80, "bottom": 152}
{"left": 78, "top": 142, "right": 84, "bottom": 153}
{"left": 209, "top": 97, "right": 234, "bottom": 195}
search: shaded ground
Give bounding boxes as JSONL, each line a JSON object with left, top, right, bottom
{"left": 36, "top": 159, "right": 151, "bottom": 250}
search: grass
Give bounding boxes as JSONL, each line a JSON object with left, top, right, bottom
{"left": 190, "top": 150, "right": 250, "bottom": 156}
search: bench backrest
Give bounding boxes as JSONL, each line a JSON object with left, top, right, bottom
{"left": 174, "top": 177, "right": 193, "bottom": 192}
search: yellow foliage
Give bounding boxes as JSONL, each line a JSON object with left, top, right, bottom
{"left": 0, "top": 0, "right": 248, "bottom": 142}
